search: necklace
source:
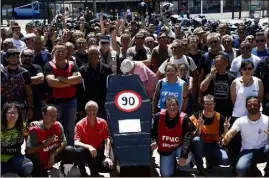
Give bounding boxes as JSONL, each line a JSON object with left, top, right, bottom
{"left": 242, "top": 77, "right": 253, "bottom": 87}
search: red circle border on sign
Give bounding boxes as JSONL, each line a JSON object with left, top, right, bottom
{"left": 114, "top": 90, "right": 142, "bottom": 112}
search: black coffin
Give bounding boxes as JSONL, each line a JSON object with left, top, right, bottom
{"left": 105, "top": 75, "right": 152, "bottom": 167}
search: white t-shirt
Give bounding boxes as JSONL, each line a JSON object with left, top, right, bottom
{"left": 230, "top": 54, "right": 261, "bottom": 78}
{"left": 232, "top": 114, "right": 269, "bottom": 151}
{"left": 158, "top": 55, "right": 197, "bottom": 77}
{"left": 11, "top": 39, "right": 26, "bottom": 53}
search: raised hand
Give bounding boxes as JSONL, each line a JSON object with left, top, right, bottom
{"left": 224, "top": 117, "right": 231, "bottom": 131}
{"left": 197, "top": 113, "right": 204, "bottom": 128}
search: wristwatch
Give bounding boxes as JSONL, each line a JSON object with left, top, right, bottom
{"left": 28, "top": 106, "right": 35, "bottom": 109}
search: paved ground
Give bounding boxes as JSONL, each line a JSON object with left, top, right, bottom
{"left": 50, "top": 149, "right": 266, "bottom": 177}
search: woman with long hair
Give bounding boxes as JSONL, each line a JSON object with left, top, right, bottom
{"left": 1, "top": 102, "right": 33, "bottom": 176}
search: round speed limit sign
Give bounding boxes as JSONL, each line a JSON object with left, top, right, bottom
{"left": 115, "top": 90, "right": 142, "bottom": 112}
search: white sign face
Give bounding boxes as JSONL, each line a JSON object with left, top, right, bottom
{"left": 115, "top": 90, "right": 142, "bottom": 112}
{"left": 118, "top": 119, "right": 141, "bottom": 133}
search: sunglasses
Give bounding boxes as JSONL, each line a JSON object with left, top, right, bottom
{"left": 7, "top": 54, "right": 19, "bottom": 58}
{"left": 223, "top": 41, "right": 231, "bottom": 44}
{"left": 256, "top": 39, "right": 265, "bottom": 43}
{"left": 136, "top": 37, "right": 144, "bottom": 40}
{"left": 209, "top": 40, "right": 218, "bottom": 45}
{"left": 171, "top": 47, "right": 179, "bottom": 50}
{"left": 242, "top": 67, "right": 253, "bottom": 71}
{"left": 241, "top": 47, "right": 251, "bottom": 50}
{"left": 88, "top": 53, "right": 99, "bottom": 56}
{"left": 22, "top": 54, "right": 33, "bottom": 58}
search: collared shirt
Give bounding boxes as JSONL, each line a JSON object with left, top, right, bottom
{"left": 74, "top": 117, "right": 109, "bottom": 150}
{"left": 78, "top": 62, "right": 112, "bottom": 111}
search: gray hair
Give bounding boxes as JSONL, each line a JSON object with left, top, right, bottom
{"left": 85, "top": 100, "right": 99, "bottom": 110}
{"left": 207, "top": 32, "right": 221, "bottom": 43}
{"left": 221, "top": 34, "right": 233, "bottom": 42}
{"left": 65, "top": 42, "right": 74, "bottom": 48}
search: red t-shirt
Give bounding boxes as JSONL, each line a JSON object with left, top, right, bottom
{"left": 74, "top": 117, "right": 109, "bottom": 150}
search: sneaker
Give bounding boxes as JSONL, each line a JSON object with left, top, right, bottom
{"left": 196, "top": 170, "right": 206, "bottom": 177}
{"left": 59, "top": 163, "right": 66, "bottom": 177}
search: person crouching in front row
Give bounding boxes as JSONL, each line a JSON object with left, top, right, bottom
{"left": 190, "top": 94, "right": 230, "bottom": 176}
{"left": 151, "top": 96, "right": 193, "bottom": 177}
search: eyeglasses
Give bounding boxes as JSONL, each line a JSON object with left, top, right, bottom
{"left": 256, "top": 39, "right": 265, "bottom": 43}
{"left": 6, "top": 111, "right": 18, "bottom": 115}
{"left": 209, "top": 40, "right": 218, "bottom": 45}
{"left": 146, "top": 41, "right": 154, "bottom": 44}
{"left": 242, "top": 67, "right": 253, "bottom": 71}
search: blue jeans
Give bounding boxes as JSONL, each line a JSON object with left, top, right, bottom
{"left": 236, "top": 144, "right": 269, "bottom": 176}
{"left": 160, "top": 146, "right": 189, "bottom": 177}
{"left": 192, "top": 136, "right": 229, "bottom": 171}
{"left": 1, "top": 155, "right": 33, "bottom": 177}
{"left": 55, "top": 97, "right": 77, "bottom": 145}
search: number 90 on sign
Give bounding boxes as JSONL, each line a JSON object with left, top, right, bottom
{"left": 115, "top": 90, "right": 142, "bottom": 112}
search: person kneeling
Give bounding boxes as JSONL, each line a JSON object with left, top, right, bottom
{"left": 151, "top": 96, "right": 193, "bottom": 177}
{"left": 26, "top": 104, "right": 76, "bottom": 177}
{"left": 74, "top": 101, "right": 113, "bottom": 177}
{"left": 190, "top": 94, "right": 230, "bottom": 176}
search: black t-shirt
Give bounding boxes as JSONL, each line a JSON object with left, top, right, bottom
{"left": 72, "top": 51, "right": 88, "bottom": 67}
{"left": 187, "top": 50, "right": 204, "bottom": 72}
{"left": 204, "top": 72, "right": 236, "bottom": 117}
{"left": 1, "top": 66, "right": 31, "bottom": 107}
{"left": 21, "top": 64, "right": 43, "bottom": 100}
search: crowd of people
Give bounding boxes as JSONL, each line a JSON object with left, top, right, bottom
{"left": 1, "top": 8, "right": 269, "bottom": 177}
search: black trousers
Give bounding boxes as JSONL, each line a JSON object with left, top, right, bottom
{"left": 75, "top": 147, "right": 112, "bottom": 175}
{"left": 30, "top": 146, "right": 75, "bottom": 177}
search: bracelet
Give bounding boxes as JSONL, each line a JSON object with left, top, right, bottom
{"left": 28, "top": 106, "right": 34, "bottom": 109}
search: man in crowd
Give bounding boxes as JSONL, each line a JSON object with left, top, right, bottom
{"left": 221, "top": 34, "right": 240, "bottom": 65}
{"left": 151, "top": 96, "right": 193, "bottom": 177}
{"left": 200, "top": 33, "right": 230, "bottom": 79}
{"left": 20, "top": 48, "right": 44, "bottom": 121}
{"left": 33, "top": 36, "right": 52, "bottom": 70}
{"left": 99, "top": 35, "right": 120, "bottom": 74}
{"left": 230, "top": 40, "right": 261, "bottom": 77}
{"left": 148, "top": 32, "right": 172, "bottom": 73}
{"left": 11, "top": 24, "right": 26, "bottom": 52}
{"left": 233, "top": 23, "right": 246, "bottom": 49}
{"left": 78, "top": 46, "right": 112, "bottom": 119}
{"left": 1, "top": 48, "right": 33, "bottom": 121}
{"left": 251, "top": 32, "right": 269, "bottom": 60}
{"left": 254, "top": 56, "right": 269, "bottom": 116}
{"left": 74, "top": 101, "right": 113, "bottom": 177}
{"left": 45, "top": 44, "right": 81, "bottom": 145}
{"left": 26, "top": 105, "right": 76, "bottom": 177}
{"left": 222, "top": 96, "right": 268, "bottom": 177}
{"left": 127, "top": 32, "right": 151, "bottom": 62}
{"left": 190, "top": 94, "right": 230, "bottom": 176}
{"left": 200, "top": 55, "right": 235, "bottom": 117}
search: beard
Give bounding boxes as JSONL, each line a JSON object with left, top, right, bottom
{"left": 248, "top": 108, "right": 259, "bottom": 115}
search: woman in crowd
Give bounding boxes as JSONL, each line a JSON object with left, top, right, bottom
{"left": 152, "top": 63, "right": 188, "bottom": 115}
{"left": 177, "top": 63, "right": 194, "bottom": 116}
{"left": 1, "top": 103, "right": 33, "bottom": 177}
{"left": 229, "top": 60, "right": 264, "bottom": 173}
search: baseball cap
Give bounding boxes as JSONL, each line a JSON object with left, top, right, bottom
{"left": 120, "top": 58, "right": 135, "bottom": 74}
{"left": 193, "top": 27, "right": 206, "bottom": 34}
{"left": 100, "top": 35, "right": 110, "bottom": 43}
{"left": 21, "top": 33, "right": 36, "bottom": 41}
